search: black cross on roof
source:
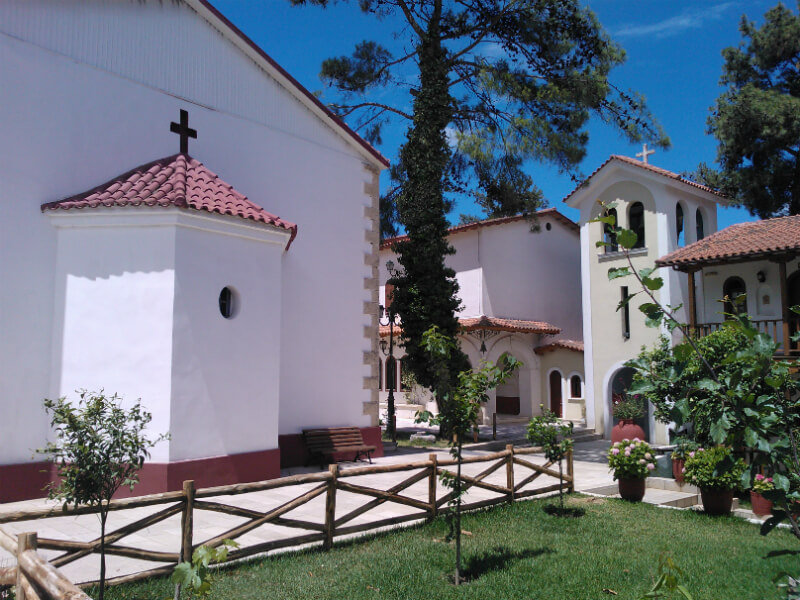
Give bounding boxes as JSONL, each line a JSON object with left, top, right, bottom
{"left": 170, "top": 109, "right": 197, "bottom": 154}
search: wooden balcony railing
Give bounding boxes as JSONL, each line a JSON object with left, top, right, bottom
{"left": 691, "top": 318, "right": 800, "bottom": 358}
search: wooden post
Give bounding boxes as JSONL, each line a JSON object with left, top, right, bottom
{"left": 16, "top": 532, "right": 36, "bottom": 600}
{"left": 180, "top": 480, "right": 195, "bottom": 562}
{"left": 780, "top": 260, "right": 791, "bottom": 356}
{"left": 566, "top": 449, "right": 575, "bottom": 493}
{"left": 492, "top": 413, "right": 497, "bottom": 440}
{"left": 687, "top": 269, "right": 697, "bottom": 333}
{"left": 323, "top": 464, "right": 338, "bottom": 550}
{"left": 174, "top": 480, "right": 195, "bottom": 600}
{"left": 505, "top": 445, "right": 515, "bottom": 504}
{"left": 472, "top": 424, "right": 478, "bottom": 443}
{"left": 428, "top": 454, "right": 438, "bottom": 520}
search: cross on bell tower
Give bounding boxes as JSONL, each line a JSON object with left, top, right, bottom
{"left": 636, "top": 143, "right": 655, "bottom": 164}
{"left": 170, "top": 109, "right": 197, "bottom": 154}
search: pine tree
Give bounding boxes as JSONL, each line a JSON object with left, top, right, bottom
{"left": 701, "top": 2, "right": 800, "bottom": 217}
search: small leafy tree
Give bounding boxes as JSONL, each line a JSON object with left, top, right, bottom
{"left": 171, "top": 541, "right": 238, "bottom": 599}
{"left": 37, "top": 391, "right": 168, "bottom": 600}
{"left": 526, "top": 406, "right": 573, "bottom": 512}
{"left": 415, "top": 326, "right": 520, "bottom": 585}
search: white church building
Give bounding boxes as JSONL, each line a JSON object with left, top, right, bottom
{"left": 0, "top": 0, "right": 387, "bottom": 501}
{"left": 379, "top": 210, "right": 586, "bottom": 425}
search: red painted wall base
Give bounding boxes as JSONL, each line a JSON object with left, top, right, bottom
{"left": 0, "top": 426, "right": 383, "bottom": 503}
{"left": 0, "top": 447, "right": 281, "bottom": 503}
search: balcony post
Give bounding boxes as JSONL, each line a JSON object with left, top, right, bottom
{"left": 779, "top": 260, "right": 791, "bottom": 356}
{"left": 687, "top": 268, "right": 697, "bottom": 333}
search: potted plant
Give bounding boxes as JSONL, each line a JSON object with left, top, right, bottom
{"left": 683, "top": 446, "right": 745, "bottom": 516}
{"left": 750, "top": 474, "right": 774, "bottom": 517}
{"left": 607, "top": 438, "right": 656, "bottom": 502}
{"left": 611, "top": 392, "right": 646, "bottom": 443}
{"left": 670, "top": 436, "right": 699, "bottom": 484}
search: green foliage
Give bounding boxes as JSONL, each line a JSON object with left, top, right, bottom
{"left": 171, "top": 541, "right": 238, "bottom": 598}
{"left": 612, "top": 392, "right": 645, "bottom": 420}
{"left": 683, "top": 446, "right": 745, "bottom": 491}
{"left": 699, "top": 3, "right": 800, "bottom": 217}
{"left": 639, "top": 553, "right": 694, "bottom": 600}
{"left": 37, "top": 390, "right": 168, "bottom": 600}
{"left": 527, "top": 406, "right": 573, "bottom": 510}
{"left": 670, "top": 436, "right": 699, "bottom": 461}
{"left": 608, "top": 439, "right": 656, "bottom": 481}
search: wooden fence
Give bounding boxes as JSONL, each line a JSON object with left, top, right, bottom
{"left": 0, "top": 444, "right": 572, "bottom": 594}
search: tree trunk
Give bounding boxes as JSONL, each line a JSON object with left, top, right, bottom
{"left": 455, "top": 438, "right": 462, "bottom": 586}
{"left": 99, "top": 509, "right": 107, "bottom": 600}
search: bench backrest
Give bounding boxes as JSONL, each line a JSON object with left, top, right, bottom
{"left": 303, "top": 427, "right": 366, "bottom": 451}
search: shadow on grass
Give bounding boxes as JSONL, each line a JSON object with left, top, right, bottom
{"left": 461, "top": 546, "right": 552, "bottom": 582}
{"left": 543, "top": 504, "right": 585, "bottom": 518}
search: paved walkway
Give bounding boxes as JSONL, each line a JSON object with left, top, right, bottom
{"left": 0, "top": 439, "right": 614, "bottom": 586}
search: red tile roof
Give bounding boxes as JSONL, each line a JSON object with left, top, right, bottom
{"left": 380, "top": 208, "right": 578, "bottom": 250}
{"left": 41, "top": 154, "right": 298, "bottom": 249}
{"left": 562, "top": 155, "right": 725, "bottom": 205}
{"left": 379, "top": 315, "right": 560, "bottom": 337}
{"left": 656, "top": 214, "right": 800, "bottom": 270}
{"left": 196, "top": 0, "right": 388, "bottom": 169}
{"left": 534, "top": 339, "right": 584, "bottom": 355}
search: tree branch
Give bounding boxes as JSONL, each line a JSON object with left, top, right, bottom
{"left": 331, "top": 102, "right": 413, "bottom": 120}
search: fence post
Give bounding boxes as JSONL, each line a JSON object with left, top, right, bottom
{"left": 428, "top": 453, "right": 438, "bottom": 520}
{"left": 505, "top": 444, "right": 515, "bottom": 504}
{"left": 16, "top": 532, "right": 36, "bottom": 600}
{"left": 492, "top": 413, "right": 497, "bottom": 440}
{"left": 324, "top": 464, "right": 338, "bottom": 551}
{"left": 174, "top": 480, "right": 195, "bottom": 600}
{"left": 566, "top": 449, "right": 575, "bottom": 493}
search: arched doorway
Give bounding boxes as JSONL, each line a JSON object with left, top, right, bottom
{"left": 549, "top": 370, "right": 563, "bottom": 418}
{"left": 609, "top": 367, "right": 650, "bottom": 441}
{"left": 723, "top": 276, "right": 747, "bottom": 317}
{"left": 496, "top": 354, "right": 521, "bottom": 415}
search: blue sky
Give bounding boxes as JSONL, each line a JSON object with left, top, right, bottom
{"left": 212, "top": 0, "right": 780, "bottom": 230}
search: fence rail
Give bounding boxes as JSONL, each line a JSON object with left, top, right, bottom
{"left": 0, "top": 444, "right": 572, "bottom": 595}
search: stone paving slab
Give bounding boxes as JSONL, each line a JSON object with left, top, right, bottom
{"left": 0, "top": 445, "right": 605, "bottom": 585}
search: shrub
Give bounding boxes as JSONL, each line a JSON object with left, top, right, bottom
{"left": 683, "top": 446, "right": 745, "bottom": 490}
{"left": 608, "top": 439, "right": 655, "bottom": 480}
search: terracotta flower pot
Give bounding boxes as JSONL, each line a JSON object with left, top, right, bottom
{"left": 672, "top": 458, "right": 685, "bottom": 484}
{"left": 618, "top": 478, "right": 646, "bottom": 502}
{"left": 611, "top": 419, "right": 646, "bottom": 444}
{"left": 700, "top": 488, "right": 734, "bottom": 516}
{"left": 750, "top": 491, "right": 773, "bottom": 517}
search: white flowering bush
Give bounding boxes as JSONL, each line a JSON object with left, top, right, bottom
{"left": 607, "top": 438, "right": 656, "bottom": 480}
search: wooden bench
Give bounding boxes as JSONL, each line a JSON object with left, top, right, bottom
{"left": 303, "top": 427, "right": 376, "bottom": 466}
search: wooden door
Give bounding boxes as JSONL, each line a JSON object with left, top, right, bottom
{"left": 549, "top": 371, "right": 562, "bottom": 418}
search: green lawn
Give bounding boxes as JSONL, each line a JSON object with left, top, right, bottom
{"left": 101, "top": 495, "right": 799, "bottom": 600}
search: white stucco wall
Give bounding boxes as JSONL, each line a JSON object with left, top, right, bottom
{"left": 50, "top": 213, "right": 177, "bottom": 462}
{"left": 169, "top": 214, "right": 288, "bottom": 461}
{"left": 0, "top": 0, "right": 384, "bottom": 465}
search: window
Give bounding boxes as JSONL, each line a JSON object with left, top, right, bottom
{"left": 218, "top": 287, "right": 236, "bottom": 319}
{"left": 621, "top": 286, "right": 631, "bottom": 339}
{"left": 723, "top": 276, "right": 747, "bottom": 317}
{"left": 604, "top": 208, "right": 618, "bottom": 253}
{"left": 676, "top": 203, "right": 684, "bottom": 246}
{"left": 570, "top": 375, "right": 582, "bottom": 398}
{"left": 628, "top": 202, "right": 645, "bottom": 248}
{"left": 378, "top": 358, "right": 383, "bottom": 391}
{"left": 696, "top": 209, "right": 705, "bottom": 240}
{"left": 385, "top": 357, "right": 397, "bottom": 391}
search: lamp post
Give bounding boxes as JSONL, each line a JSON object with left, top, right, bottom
{"left": 379, "top": 261, "right": 398, "bottom": 443}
